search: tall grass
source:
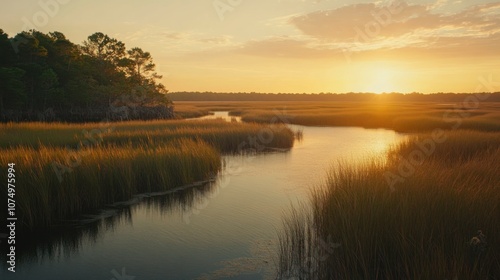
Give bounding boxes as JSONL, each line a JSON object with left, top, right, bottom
{"left": 0, "top": 119, "right": 295, "bottom": 152}
{"left": 174, "top": 101, "right": 500, "bottom": 132}
{"left": 101, "top": 122, "right": 295, "bottom": 153}
{"left": 0, "top": 119, "right": 296, "bottom": 230}
{"left": 172, "top": 104, "right": 211, "bottom": 118}
{"left": 277, "top": 130, "right": 500, "bottom": 279}
{"left": 0, "top": 139, "right": 221, "bottom": 230}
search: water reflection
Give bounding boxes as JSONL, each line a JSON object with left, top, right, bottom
{"left": 195, "top": 111, "right": 242, "bottom": 122}
{"left": 0, "top": 181, "right": 218, "bottom": 266}
{"left": 3, "top": 208, "right": 133, "bottom": 264}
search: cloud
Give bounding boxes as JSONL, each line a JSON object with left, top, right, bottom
{"left": 289, "top": 1, "right": 431, "bottom": 41}
{"left": 237, "top": 36, "right": 330, "bottom": 58}
{"left": 229, "top": 1, "right": 500, "bottom": 60}
{"left": 288, "top": 1, "right": 500, "bottom": 42}
{"left": 115, "top": 26, "right": 239, "bottom": 56}
{"left": 163, "top": 31, "right": 188, "bottom": 40}
{"left": 197, "top": 35, "right": 233, "bottom": 45}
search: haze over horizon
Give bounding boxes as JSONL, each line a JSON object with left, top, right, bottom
{"left": 2, "top": 0, "right": 500, "bottom": 94}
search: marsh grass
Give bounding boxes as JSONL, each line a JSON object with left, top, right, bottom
{"left": 0, "top": 119, "right": 295, "bottom": 152}
{"left": 173, "top": 104, "right": 211, "bottom": 118}
{"left": 101, "top": 122, "right": 295, "bottom": 153}
{"left": 0, "top": 119, "right": 296, "bottom": 230}
{"left": 174, "top": 101, "right": 500, "bottom": 132}
{"left": 0, "top": 139, "right": 221, "bottom": 229}
{"left": 278, "top": 130, "right": 500, "bottom": 279}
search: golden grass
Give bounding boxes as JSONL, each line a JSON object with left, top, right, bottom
{"left": 172, "top": 104, "right": 211, "bottom": 118}
{"left": 174, "top": 101, "right": 500, "bottom": 132}
{"left": 0, "top": 119, "right": 295, "bottom": 152}
{"left": 278, "top": 130, "right": 500, "bottom": 279}
{"left": 0, "top": 119, "right": 296, "bottom": 230}
{"left": 0, "top": 139, "right": 221, "bottom": 229}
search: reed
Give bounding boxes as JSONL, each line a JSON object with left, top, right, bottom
{"left": 174, "top": 101, "right": 500, "bottom": 132}
{"left": 0, "top": 119, "right": 295, "bottom": 152}
{"left": 172, "top": 104, "right": 211, "bottom": 118}
{"left": 101, "top": 122, "right": 295, "bottom": 153}
{"left": 0, "top": 119, "right": 296, "bottom": 230}
{"left": 278, "top": 130, "right": 500, "bottom": 279}
{"left": 0, "top": 139, "right": 221, "bottom": 230}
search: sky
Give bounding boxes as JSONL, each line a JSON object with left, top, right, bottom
{"left": 1, "top": 0, "right": 500, "bottom": 93}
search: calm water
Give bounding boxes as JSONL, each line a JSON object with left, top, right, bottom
{"left": 196, "top": 111, "right": 242, "bottom": 122}
{"left": 1, "top": 113, "right": 406, "bottom": 280}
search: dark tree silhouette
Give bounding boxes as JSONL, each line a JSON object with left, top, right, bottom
{"left": 0, "top": 29, "right": 172, "bottom": 122}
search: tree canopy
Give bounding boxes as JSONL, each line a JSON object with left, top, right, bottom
{"left": 0, "top": 29, "right": 171, "bottom": 122}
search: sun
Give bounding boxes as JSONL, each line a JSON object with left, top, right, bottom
{"left": 369, "top": 67, "right": 397, "bottom": 94}
{"left": 360, "top": 62, "right": 400, "bottom": 94}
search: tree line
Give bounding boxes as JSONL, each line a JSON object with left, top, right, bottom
{"left": 0, "top": 29, "right": 172, "bottom": 122}
{"left": 168, "top": 91, "right": 500, "bottom": 102}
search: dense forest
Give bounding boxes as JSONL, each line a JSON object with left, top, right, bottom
{"left": 0, "top": 29, "right": 172, "bottom": 122}
{"left": 168, "top": 91, "right": 500, "bottom": 102}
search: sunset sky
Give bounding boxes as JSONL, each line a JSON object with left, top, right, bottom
{"left": 2, "top": 0, "right": 500, "bottom": 93}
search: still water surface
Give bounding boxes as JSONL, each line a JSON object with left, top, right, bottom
{"left": 1, "top": 112, "right": 406, "bottom": 280}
